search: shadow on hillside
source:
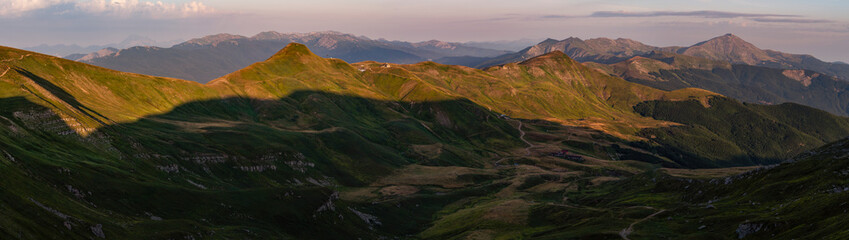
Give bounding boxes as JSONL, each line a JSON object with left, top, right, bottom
{"left": 15, "top": 68, "right": 112, "bottom": 124}
{"left": 0, "top": 90, "right": 781, "bottom": 173}
{"left": 0, "top": 91, "right": 818, "bottom": 238}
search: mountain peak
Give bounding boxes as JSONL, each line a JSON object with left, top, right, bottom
{"left": 696, "top": 33, "right": 751, "bottom": 47}
{"left": 539, "top": 38, "right": 560, "bottom": 44}
{"left": 270, "top": 43, "right": 316, "bottom": 59}
{"left": 519, "top": 50, "right": 575, "bottom": 66}
{"left": 563, "top": 37, "right": 584, "bottom": 43}
{"left": 251, "top": 31, "right": 284, "bottom": 40}
{"left": 682, "top": 33, "right": 771, "bottom": 65}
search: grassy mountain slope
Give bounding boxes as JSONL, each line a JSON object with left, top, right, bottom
{"left": 555, "top": 137, "right": 849, "bottom": 239}
{"left": 0, "top": 46, "right": 221, "bottom": 130}
{"left": 3, "top": 43, "right": 849, "bottom": 239}
{"left": 414, "top": 130, "right": 849, "bottom": 239}
{"left": 0, "top": 45, "right": 526, "bottom": 238}
{"left": 212, "top": 44, "right": 717, "bottom": 139}
{"left": 633, "top": 97, "right": 849, "bottom": 167}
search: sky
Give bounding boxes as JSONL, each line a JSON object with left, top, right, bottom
{"left": 1, "top": 0, "right": 849, "bottom": 62}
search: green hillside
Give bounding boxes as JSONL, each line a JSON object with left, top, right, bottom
{"left": 633, "top": 97, "right": 849, "bottom": 167}
{"left": 2, "top": 43, "right": 849, "bottom": 239}
{"left": 552, "top": 136, "right": 849, "bottom": 239}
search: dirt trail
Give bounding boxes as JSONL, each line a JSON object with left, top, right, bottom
{"left": 493, "top": 119, "right": 535, "bottom": 167}
{"left": 515, "top": 120, "right": 533, "bottom": 156}
{"left": 1, "top": 54, "right": 31, "bottom": 62}
{"left": 0, "top": 67, "right": 9, "bottom": 78}
{"left": 619, "top": 208, "right": 666, "bottom": 240}
{"left": 0, "top": 54, "right": 32, "bottom": 78}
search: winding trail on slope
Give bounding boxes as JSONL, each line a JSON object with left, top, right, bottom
{"left": 494, "top": 119, "right": 535, "bottom": 167}
{"left": 0, "top": 54, "right": 32, "bottom": 78}
{"left": 0, "top": 67, "right": 9, "bottom": 78}
{"left": 1, "top": 54, "right": 31, "bottom": 62}
{"left": 619, "top": 208, "right": 666, "bottom": 240}
{"left": 516, "top": 120, "right": 533, "bottom": 156}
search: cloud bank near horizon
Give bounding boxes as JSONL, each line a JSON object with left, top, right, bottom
{"left": 0, "top": 0, "right": 215, "bottom": 19}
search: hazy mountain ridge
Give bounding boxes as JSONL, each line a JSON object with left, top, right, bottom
{"left": 25, "top": 35, "right": 182, "bottom": 57}
{"left": 71, "top": 31, "right": 509, "bottom": 83}
{"left": 462, "top": 38, "right": 548, "bottom": 51}
{"left": 587, "top": 50, "right": 849, "bottom": 116}
{"left": 479, "top": 33, "right": 849, "bottom": 81}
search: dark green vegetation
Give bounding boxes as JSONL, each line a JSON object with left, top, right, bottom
{"left": 558, "top": 137, "right": 849, "bottom": 239}
{"left": 0, "top": 92, "right": 522, "bottom": 238}
{"left": 71, "top": 31, "right": 507, "bottom": 83}
{"left": 634, "top": 97, "right": 849, "bottom": 167}
{"left": 2, "top": 43, "right": 849, "bottom": 239}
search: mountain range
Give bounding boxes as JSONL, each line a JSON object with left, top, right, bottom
{"left": 586, "top": 51, "right": 849, "bottom": 116}
{"left": 478, "top": 33, "right": 849, "bottom": 81}
{"left": 65, "top": 32, "right": 849, "bottom": 122}
{"left": 3, "top": 40, "right": 849, "bottom": 238}
{"left": 67, "top": 31, "right": 508, "bottom": 83}
{"left": 24, "top": 35, "right": 183, "bottom": 58}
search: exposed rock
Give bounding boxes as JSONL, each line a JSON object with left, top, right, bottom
{"left": 316, "top": 192, "right": 340, "bottom": 213}
{"left": 78, "top": 48, "right": 119, "bottom": 62}
{"left": 30, "top": 198, "right": 69, "bottom": 220}
{"left": 156, "top": 164, "right": 180, "bottom": 173}
{"left": 306, "top": 177, "right": 334, "bottom": 187}
{"left": 284, "top": 160, "right": 314, "bottom": 173}
{"left": 236, "top": 165, "right": 277, "bottom": 172}
{"left": 91, "top": 224, "right": 106, "bottom": 238}
{"left": 827, "top": 185, "right": 849, "bottom": 194}
{"left": 782, "top": 69, "right": 816, "bottom": 87}
{"left": 736, "top": 222, "right": 764, "bottom": 239}
{"left": 182, "top": 153, "right": 229, "bottom": 164}
{"left": 1, "top": 149, "right": 14, "bottom": 163}
{"left": 186, "top": 179, "right": 207, "bottom": 190}
{"left": 66, "top": 185, "right": 86, "bottom": 199}
{"left": 349, "top": 207, "right": 382, "bottom": 229}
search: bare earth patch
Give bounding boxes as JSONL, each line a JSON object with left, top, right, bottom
{"left": 661, "top": 166, "right": 760, "bottom": 179}
{"left": 371, "top": 165, "right": 496, "bottom": 189}
{"left": 379, "top": 185, "right": 420, "bottom": 196}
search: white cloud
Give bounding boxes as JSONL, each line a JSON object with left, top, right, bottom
{"left": 0, "top": 0, "right": 215, "bottom": 18}
{"left": 76, "top": 0, "right": 214, "bottom": 18}
{"left": 0, "top": 0, "right": 68, "bottom": 17}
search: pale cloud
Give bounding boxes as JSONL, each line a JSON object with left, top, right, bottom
{"left": 0, "top": 0, "right": 68, "bottom": 17}
{"left": 589, "top": 10, "right": 796, "bottom": 18}
{"left": 76, "top": 0, "right": 214, "bottom": 18}
{"left": 749, "top": 17, "right": 833, "bottom": 24}
{"left": 534, "top": 10, "right": 831, "bottom": 26}
{"left": 0, "top": 0, "right": 215, "bottom": 18}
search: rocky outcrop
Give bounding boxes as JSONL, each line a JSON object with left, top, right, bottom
{"left": 736, "top": 222, "right": 764, "bottom": 239}
{"left": 782, "top": 69, "right": 817, "bottom": 87}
